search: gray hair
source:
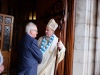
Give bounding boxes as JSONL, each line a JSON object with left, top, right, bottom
{"left": 25, "top": 22, "right": 37, "bottom": 34}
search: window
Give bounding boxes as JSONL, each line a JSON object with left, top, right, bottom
{"left": 29, "top": 11, "right": 36, "bottom": 20}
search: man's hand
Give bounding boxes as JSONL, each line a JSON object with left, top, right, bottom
{"left": 0, "top": 64, "right": 4, "bottom": 73}
{"left": 57, "top": 41, "right": 62, "bottom": 50}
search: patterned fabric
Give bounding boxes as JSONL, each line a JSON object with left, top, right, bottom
{"left": 47, "top": 19, "right": 58, "bottom": 31}
{"left": 40, "top": 35, "right": 54, "bottom": 53}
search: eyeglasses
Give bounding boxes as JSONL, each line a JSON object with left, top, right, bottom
{"left": 32, "top": 29, "right": 38, "bottom": 32}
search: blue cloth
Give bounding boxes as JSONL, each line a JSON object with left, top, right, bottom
{"left": 40, "top": 35, "right": 54, "bottom": 53}
{"left": 17, "top": 34, "right": 42, "bottom": 75}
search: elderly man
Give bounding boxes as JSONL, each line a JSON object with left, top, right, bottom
{"left": 17, "top": 22, "right": 42, "bottom": 75}
{"left": 38, "top": 19, "right": 66, "bottom": 75}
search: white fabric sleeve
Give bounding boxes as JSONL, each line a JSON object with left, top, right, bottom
{"left": 58, "top": 41, "right": 66, "bottom": 63}
{"left": 0, "top": 52, "right": 3, "bottom": 66}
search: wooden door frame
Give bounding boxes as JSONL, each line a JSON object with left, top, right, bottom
{"left": 57, "top": 0, "right": 75, "bottom": 75}
{"left": 64, "top": 0, "right": 75, "bottom": 75}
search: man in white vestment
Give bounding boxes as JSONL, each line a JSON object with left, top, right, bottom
{"left": 38, "top": 19, "right": 66, "bottom": 75}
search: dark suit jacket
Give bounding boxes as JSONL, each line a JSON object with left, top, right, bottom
{"left": 17, "top": 34, "right": 42, "bottom": 75}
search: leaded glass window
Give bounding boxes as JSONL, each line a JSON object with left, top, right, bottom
{"left": 0, "top": 16, "right": 3, "bottom": 23}
{"left": 5, "top": 17, "right": 12, "bottom": 24}
{"left": 3, "top": 26, "right": 11, "bottom": 50}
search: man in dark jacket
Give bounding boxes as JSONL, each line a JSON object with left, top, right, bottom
{"left": 17, "top": 22, "right": 42, "bottom": 75}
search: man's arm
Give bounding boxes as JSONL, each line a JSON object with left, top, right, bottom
{"left": 31, "top": 39, "right": 43, "bottom": 64}
{"left": 0, "top": 64, "right": 4, "bottom": 73}
{"left": 57, "top": 41, "right": 66, "bottom": 63}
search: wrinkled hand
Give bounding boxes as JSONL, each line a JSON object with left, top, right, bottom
{"left": 57, "top": 41, "right": 62, "bottom": 50}
{"left": 0, "top": 64, "right": 4, "bottom": 73}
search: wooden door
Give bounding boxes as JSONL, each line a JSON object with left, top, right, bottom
{"left": 64, "top": 0, "right": 75, "bottom": 75}
{"left": 0, "top": 14, "right": 14, "bottom": 75}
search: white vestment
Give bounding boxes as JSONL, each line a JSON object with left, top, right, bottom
{"left": 0, "top": 51, "right": 3, "bottom": 66}
{"left": 37, "top": 34, "right": 66, "bottom": 75}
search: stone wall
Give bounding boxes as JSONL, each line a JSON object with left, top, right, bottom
{"left": 95, "top": 0, "right": 100, "bottom": 75}
{"left": 73, "top": 0, "right": 97, "bottom": 75}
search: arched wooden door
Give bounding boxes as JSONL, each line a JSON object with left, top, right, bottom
{"left": 36, "top": 0, "right": 69, "bottom": 75}
{"left": 0, "top": 14, "right": 14, "bottom": 75}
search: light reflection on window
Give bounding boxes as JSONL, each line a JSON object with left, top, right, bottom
{"left": 29, "top": 11, "right": 36, "bottom": 20}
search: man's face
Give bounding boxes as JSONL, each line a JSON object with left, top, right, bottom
{"left": 45, "top": 27, "right": 54, "bottom": 38}
{"left": 30, "top": 26, "right": 38, "bottom": 38}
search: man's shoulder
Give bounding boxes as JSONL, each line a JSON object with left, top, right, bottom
{"left": 53, "top": 34, "right": 58, "bottom": 39}
{"left": 33, "top": 38, "right": 38, "bottom": 43}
